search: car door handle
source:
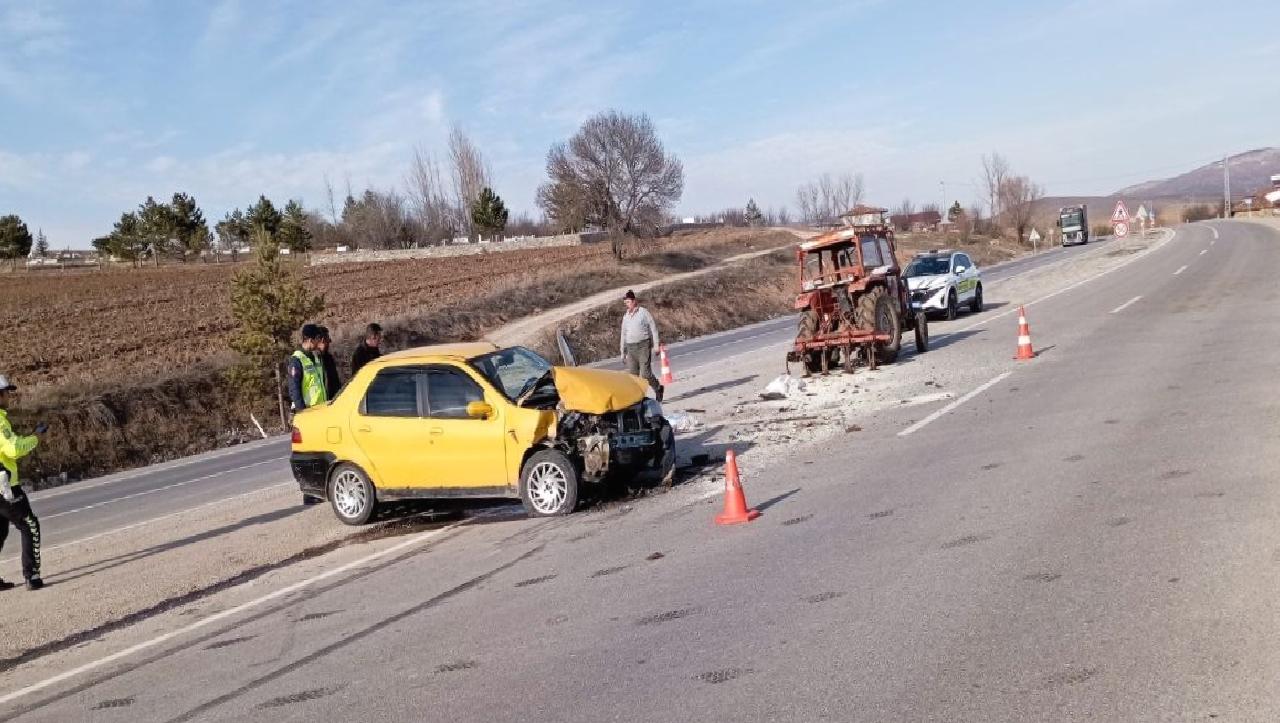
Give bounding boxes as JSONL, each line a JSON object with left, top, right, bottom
{"left": 357, "top": 425, "right": 372, "bottom": 433}
{"left": 429, "top": 427, "right": 444, "bottom": 436}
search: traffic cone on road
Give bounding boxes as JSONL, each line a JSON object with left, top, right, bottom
{"left": 715, "top": 450, "right": 760, "bottom": 526}
{"left": 1014, "top": 306, "right": 1035, "bottom": 360}
{"left": 659, "top": 345, "right": 674, "bottom": 385}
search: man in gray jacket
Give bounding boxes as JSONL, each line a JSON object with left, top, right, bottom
{"left": 620, "top": 290, "right": 663, "bottom": 400}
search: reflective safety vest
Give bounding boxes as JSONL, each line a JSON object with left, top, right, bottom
{"left": 0, "top": 409, "right": 37, "bottom": 486}
{"left": 292, "top": 350, "right": 328, "bottom": 408}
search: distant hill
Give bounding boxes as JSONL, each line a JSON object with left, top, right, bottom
{"left": 1115, "top": 148, "right": 1280, "bottom": 199}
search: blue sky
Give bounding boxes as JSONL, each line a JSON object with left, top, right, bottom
{"left": 2, "top": 0, "right": 1279, "bottom": 245}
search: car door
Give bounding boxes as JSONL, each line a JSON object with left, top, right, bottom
{"left": 420, "top": 365, "right": 508, "bottom": 490}
{"left": 351, "top": 366, "right": 433, "bottom": 489}
{"left": 952, "top": 253, "right": 976, "bottom": 302}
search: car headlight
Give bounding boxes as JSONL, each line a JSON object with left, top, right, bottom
{"left": 642, "top": 399, "right": 663, "bottom": 421}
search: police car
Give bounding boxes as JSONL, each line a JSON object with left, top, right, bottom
{"left": 904, "top": 250, "right": 983, "bottom": 320}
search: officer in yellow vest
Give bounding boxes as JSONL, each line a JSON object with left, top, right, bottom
{"left": 0, "top": 375, "right": 45, "bottom": 591}
{"left": 287, "top": 324, "right": 328, "bottom": 413}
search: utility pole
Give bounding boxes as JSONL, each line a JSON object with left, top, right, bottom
{"left": 1223, "top": 155, "right": 1232, "bottom": 219}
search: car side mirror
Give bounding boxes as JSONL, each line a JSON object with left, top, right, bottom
{"left": 954, "top": 266, "right": 966, "bottom": 273}
{"left": 466, "top": 401, "right": 494, "bottom": 419}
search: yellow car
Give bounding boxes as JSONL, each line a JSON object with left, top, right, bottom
{"left": 289, "top": 342, "right": 675, "bottom": 524}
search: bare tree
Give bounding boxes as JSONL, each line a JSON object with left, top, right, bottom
{"left": 981, "top": 152, "right": 1011, "bottom": 220}
{"left": 448, "top": 126, "right": 490, "bottom": 240}
{"left": 893, "top": 198, "right": 915, "bottom": 231}
{"left": 323, "top": 174, "right": 339, "bottom": 225}
{"left": 776, "top": 206, "right": 791, "bottom": 226}
{"left": 795, "top": 172, "right": 864, "bottom": 225}
{"left": 998, "top": 175, "right": 1044, "bottom": 243}
{"left": 342, "top": 188, "right": 418, "bottom": 249}
{"left": 407, "top": 147, "right": 456, "bottom": 243}
{"left": 537, "top": 110, "right": 684, "bottom": 240}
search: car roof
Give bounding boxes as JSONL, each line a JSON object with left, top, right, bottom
{"left": 376, "top": 341, "right": 501, "bottom": 365}
{"left": 914, "top": 249, "right": 956, "bottom": 258}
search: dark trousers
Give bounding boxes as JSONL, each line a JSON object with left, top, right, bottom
{"left": 0, "top": 488, "right": 41, "bottom": 580}
{"left": 624, "top": 339, "right": 660, "bottom": 391}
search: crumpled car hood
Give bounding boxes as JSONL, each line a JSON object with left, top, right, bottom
{"left": 552, "top": 366, "right": 648, "bottom": 415}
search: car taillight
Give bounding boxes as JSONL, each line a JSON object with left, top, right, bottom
{"left": 291, "top": 426, "right": 302, "bottom": 444}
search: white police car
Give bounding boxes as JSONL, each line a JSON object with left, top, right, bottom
{"left": 904, "top": 250, "right": 983, "bottom": 321}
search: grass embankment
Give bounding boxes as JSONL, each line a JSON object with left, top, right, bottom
{"left": 13, "top": 230, "right": 797, "bottom": 487}
{"left": 532, "top": 248, "right": 796, "bottom": 366}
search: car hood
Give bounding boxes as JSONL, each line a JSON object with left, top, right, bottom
{"left": 552, "top": 366, "right": 649, "bottom": 415}
{"left": 906, "top": 274, "right": 949, "bottom": 290}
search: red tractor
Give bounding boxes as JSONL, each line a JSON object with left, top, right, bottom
{"left": 786, "top": 213, "right": 927, "bottom": 376}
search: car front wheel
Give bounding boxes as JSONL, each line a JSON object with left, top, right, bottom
{"left": 945, "top": 290, "right": 958, "bottom": 321}
{"left": 520, "top": 449, "right": 580, "bottom": 517}
{"left": 329, "top": 463, "right": 377, "bottom": 525}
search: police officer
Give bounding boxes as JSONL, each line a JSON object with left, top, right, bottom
{"left": 287, "top": 323, "right": 328, "bottom": 413}
{"left": 0, "top": 375, "right": 45, "bottom": 591}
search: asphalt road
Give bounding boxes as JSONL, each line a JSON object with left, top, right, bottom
{"left": 8, "top": 221, "right": 1270, "bottom": 721}
{"left": 13, "top": 236, "right": 1111, "bottom": 565}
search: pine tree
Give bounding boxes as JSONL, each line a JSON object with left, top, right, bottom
{"left": 34, "top": 229, "right": 49, "bottom": 258}
{"left": 137, "top": 196, "right": 176, "bottom": 264}
{"left": 246, "top": 196, "right": 283, "bottom": 236}
{"left": 102, "top": 211, "right": 150, "bottom": 266}
{"left": 170, "top": 192, "right": 211, "bottom": 260}
{"left": 470, "top": 186, "right": 508, "bottom": 241}
{"left": 278, "top": 200, "right": 313, "bottom": 253}
{"left": 228, "top": 229, "right": 325, "bottom": 427}
{"left": 948, "top": 201, "right": 963, "bottom": 222}
{"left": 744, "top": 198, "right": 764, "bottom": 226}
{"left": 216, "top": 209, "right": 250, "bottom": 259}
{"left": 0, "top": 215, "right": 34, "bottom": 260}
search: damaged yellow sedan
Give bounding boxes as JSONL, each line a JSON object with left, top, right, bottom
{"left": 289, "top": 342, "right": 675, "bottom": 524}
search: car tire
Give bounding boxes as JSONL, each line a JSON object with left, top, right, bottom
{"left": 520, "top": 449, "right": 580, "bottom": 517}
{"left": 969, "top": 284, "right": 983, "bottom": 314}
{"left": 328, "top": 463, "right": 377, "bottom": 526}
{"left": 945, "top": 290, "right": 958, "bottom": 321}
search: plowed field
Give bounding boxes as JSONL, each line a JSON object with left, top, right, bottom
{"left": 0, "top": 230, "right": 791, "bottom": 392}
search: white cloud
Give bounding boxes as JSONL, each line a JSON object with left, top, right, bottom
{"left": 61, "top": 151, "right": 92, "bottom": 171}
{"left": 145, "top": 156, "right": 177, "bottom": 174}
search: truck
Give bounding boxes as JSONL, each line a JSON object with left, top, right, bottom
{"left": 1058, "top": 205, "right": 1088, "bottom": 246}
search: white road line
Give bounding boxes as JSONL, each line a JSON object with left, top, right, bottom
{"left": 1110, "top": 296, "right": 1142, "bottom": 314}
{"left": 31, "top": 438, "right": 287, "bottom": 502}
{"left": 1211, "top": 227, "right": 1219, "bottom": 240}
{"left": 1199, "top": 249, "right": 1207, "bottom": 255}
{"left": 897, "top": 372, "right": 1013, "bottom": 437}
{"left": 1173, "top": 265, "right": 1187, "bottom": 276}
{"left": 947, "top": 228, "right": 1177, "bottom": 336}
{"left": 42, "top": 460, "right": 280, "bottom": 521}
{"left": 0, "top": 482, "right": 295, "bottom": 569}
{"left": 0, "top": 516, "right": 475, "bottom": 707}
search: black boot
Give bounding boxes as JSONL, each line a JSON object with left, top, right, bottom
{"left": 0, "top": 579, "right": 14, "bottom": 591}
{"left": 26, "top": 576, "right": 43, "bottom": 591}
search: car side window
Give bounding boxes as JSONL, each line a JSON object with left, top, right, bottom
{"left": 859, "top": 237, "right": 883, "bottom": 268}
{"left": 957, "top": 254, "right": 973, "bottom": 271}
{"left": 363, "top": 369, "right": 420, "bottom": 417}
{"left": 426, "top": 368, "right": 484, "bottom": 420}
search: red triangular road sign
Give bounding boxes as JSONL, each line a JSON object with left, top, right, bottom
{"left": 1111, "top": 201, "right": 1130, "bottom": 223}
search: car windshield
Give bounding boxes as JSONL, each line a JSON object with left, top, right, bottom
{"left": 471, "top": 346, "right": 553, "bottom": 400}
{"left": 1061, "top": 210, "right": 1083, "bottom": 228}
{"left": 905, "top": 256, "right": 951, "bottom": 277}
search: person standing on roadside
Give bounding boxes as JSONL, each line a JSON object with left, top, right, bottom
{"left": 287, "top": 323, "right": 327, "bottom": 413}
{"left": 619, "top": 290, "right": 663, "bottom": 401}
{"left": 0, "top": 375, "right": 45, "bottom": 591}
{"left": 350, "top": 322, "right": 383, "bottom": 377}
{"left": 316, "top": 326, "right": 341, "bottom": 400}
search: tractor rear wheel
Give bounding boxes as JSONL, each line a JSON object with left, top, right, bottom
{"left": 855, "top": 287, "right": 901, "bottom": 365}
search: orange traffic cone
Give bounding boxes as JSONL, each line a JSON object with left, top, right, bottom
{"left": 715, "top": 450, "right": 760, "bottom": 525}
{"left": 1014, "top": 305, "right": 1035, "bottom": 360}
{"left": 659, "top": 345, "right": 674, "bottom": 385}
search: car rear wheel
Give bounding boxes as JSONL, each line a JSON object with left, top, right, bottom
{"left": 520, "top": 449, "right": 580, "bottom": 517}
{"left": 329, "top": 463, "right": 377, "bottom": 526}
{"left": 969, "top": 284, "right": 983, "bottom": 314}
